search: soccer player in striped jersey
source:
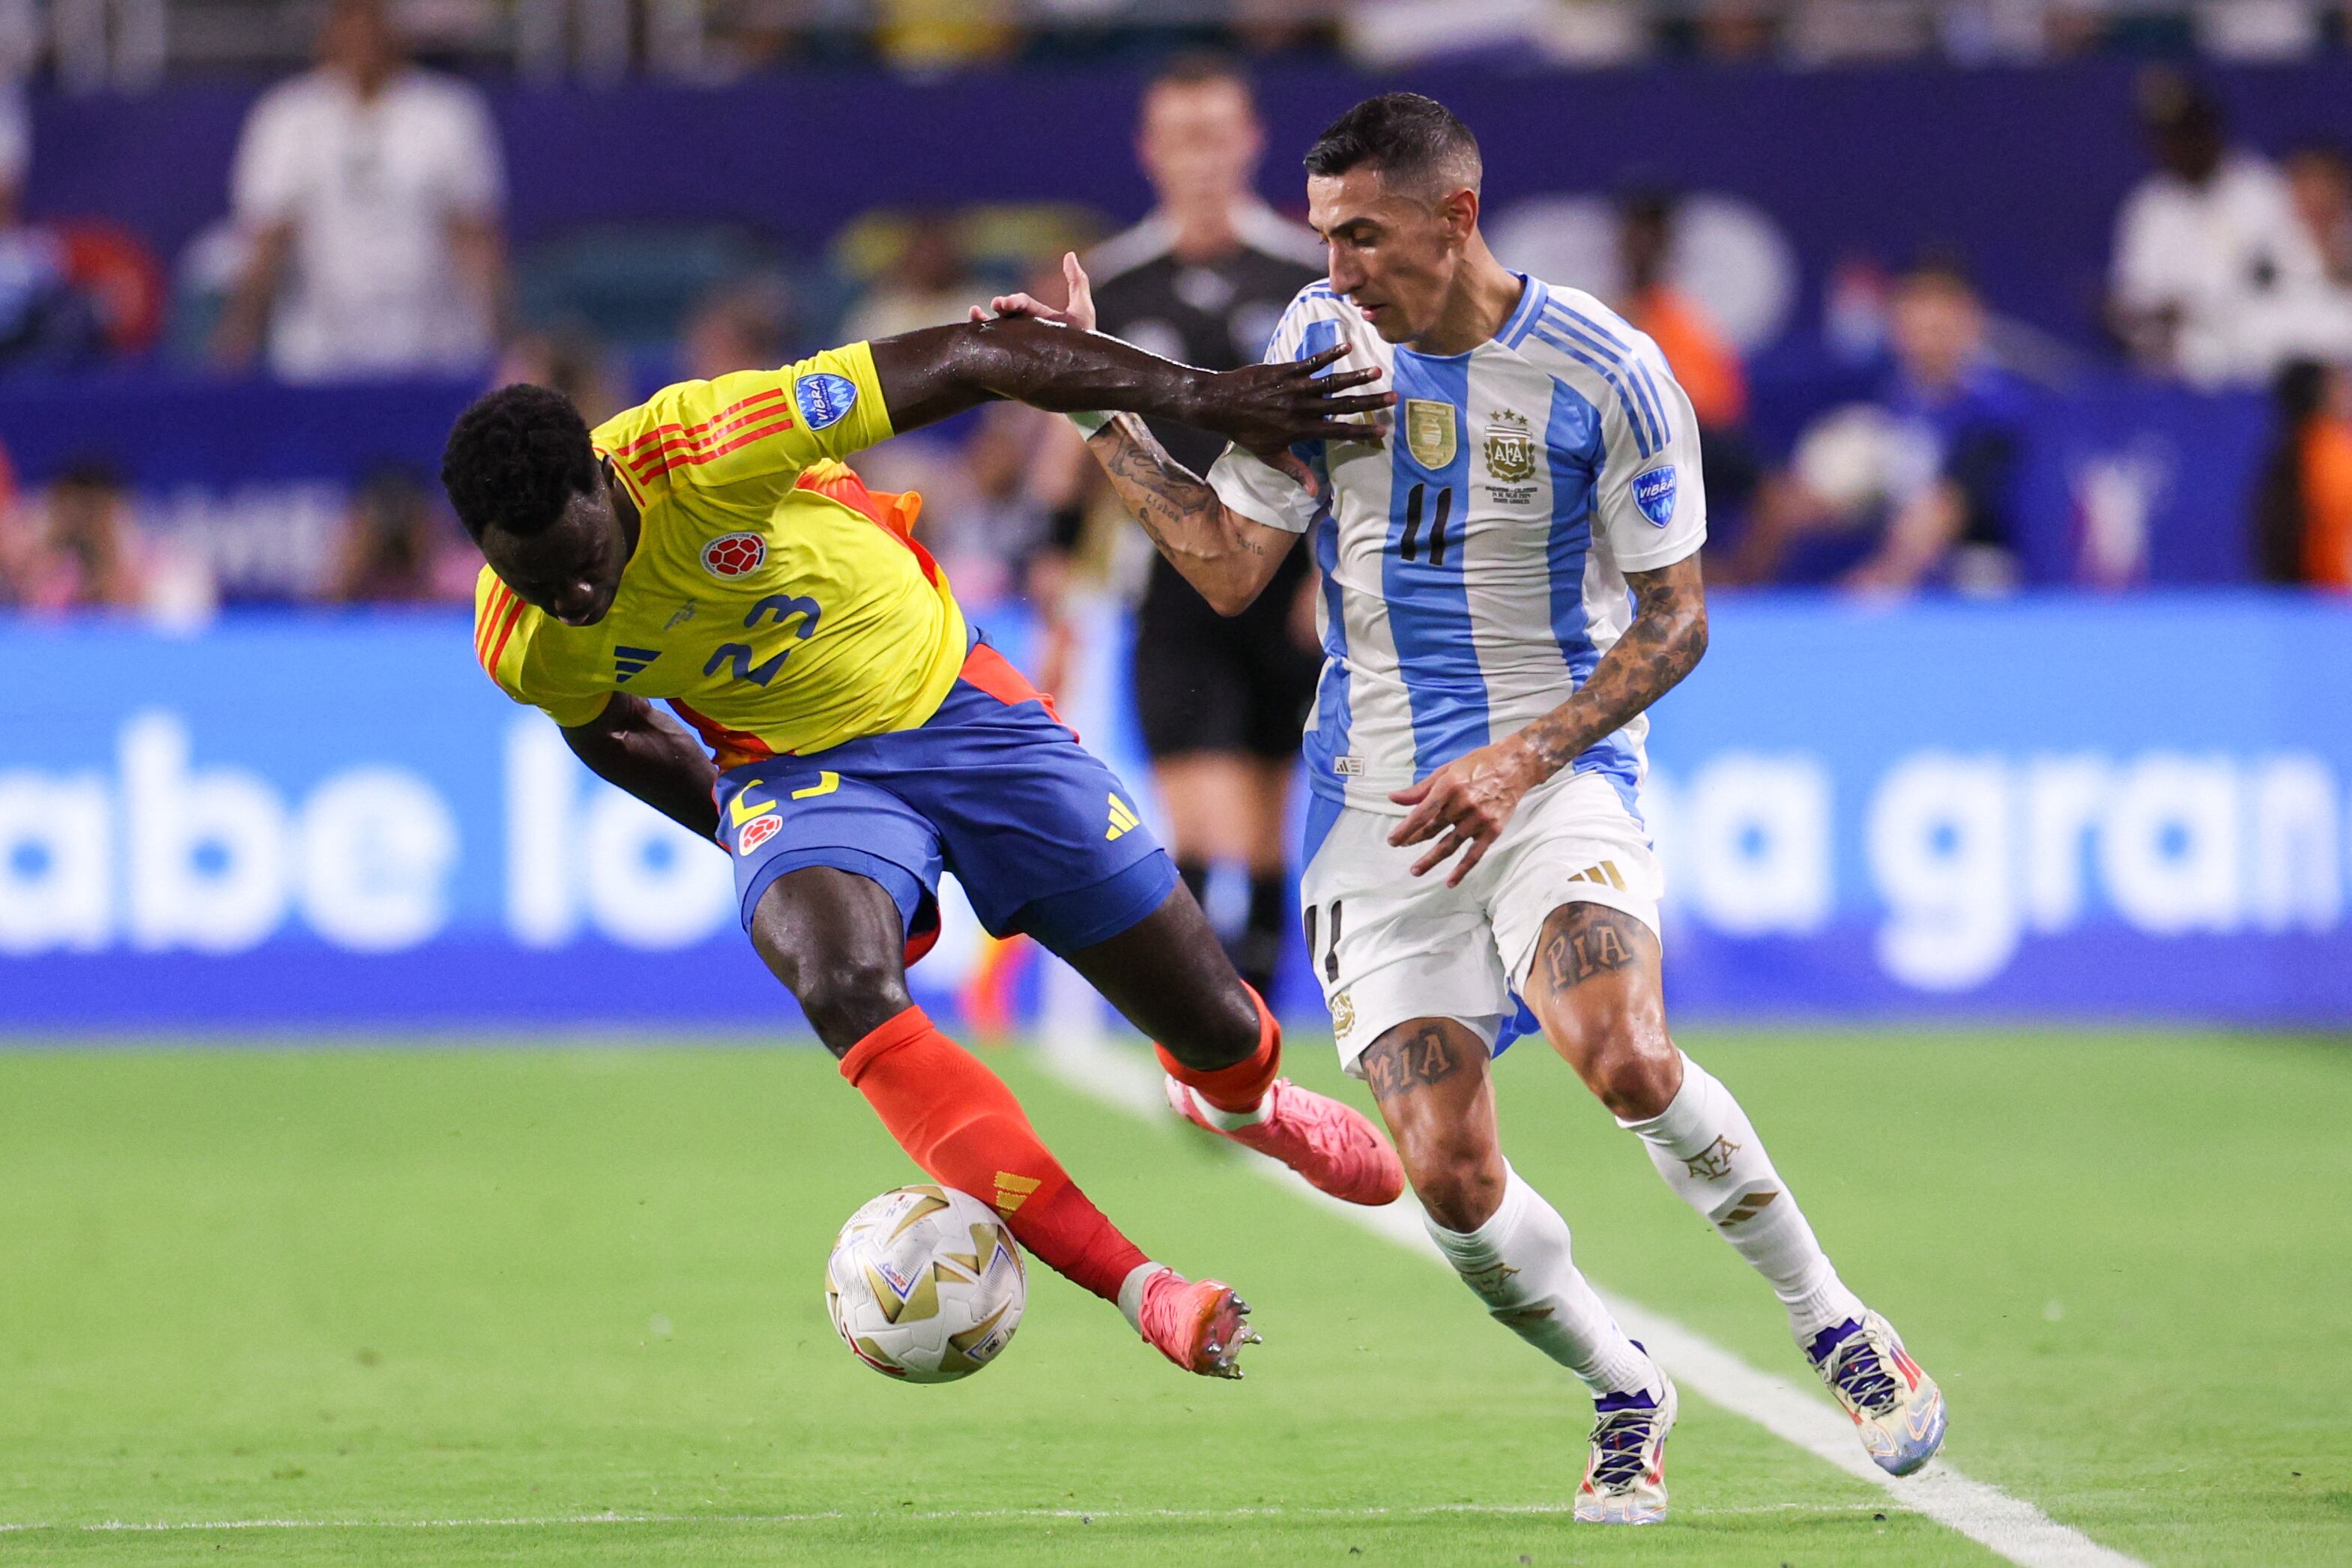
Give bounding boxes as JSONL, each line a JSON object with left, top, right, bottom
{"left": 440, "top": 315, "right": 1405, "bottom": 1381}
{"left": 1008, "top": 93, "right": 1947, "bottom": 1518}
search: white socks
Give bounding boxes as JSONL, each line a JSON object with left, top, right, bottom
{"left": 1174, "top": 1081, "right": 1272, "bottom": 1130}
{"left": 1619, "top": 1051, "right": 1864, "bottom": 1343}
{"left": 1424, "top": 1163, "right": 1660, "bottom": 1398}
{"left": 1115, "top": 1260, "right": 1163, "bottom": 1334}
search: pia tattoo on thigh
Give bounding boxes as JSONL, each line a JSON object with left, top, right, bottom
{"left": 1361, "top": 1023, "right": 1466, "bottom": 1101}
{"left": 1544, "top": 908, "right": 1646, "bottom": 993}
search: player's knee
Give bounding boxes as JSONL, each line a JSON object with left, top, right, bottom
{"left": 1157, "top": 979, "right": 1263, "bottom": 1072}
{"left": 1399, "top": 1124, "right": 1505, "bottom": 1233}
{"left": 1582, "top": 1027, "right": 1680, "bottom": 1121}
{"left": 793, "top": 956, "right": 915, "bottom": 1056}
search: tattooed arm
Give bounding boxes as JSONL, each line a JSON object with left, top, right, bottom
{"left": 970, "top": 252, "right": 1378, "bottom": 615}
{"left": 1081, "top": 413, "right": 1305, "bottom": 614}
{"left": 1511, "top": 555, "right": 1708, "bottom": 784}
{"left": 1388, "top": 554, "right": 1708, "bottom": 885}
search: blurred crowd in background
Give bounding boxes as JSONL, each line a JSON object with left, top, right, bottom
{"left": 1, "top": 0, "right": 2351, "bottom": 622}
{"left": 25, "top": 0, "right": 2352, "bottom": 80}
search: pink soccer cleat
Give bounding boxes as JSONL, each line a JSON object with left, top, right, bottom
{"left": 1134, "top": 1268, "right": 1259, "bottom": 1378}
{"left": 1166, "top": 1076, "right": 1406, "bottom": 1206}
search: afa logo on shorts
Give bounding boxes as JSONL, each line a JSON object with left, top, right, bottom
{"left": 795, "top": 372, "right": 859, "bottom": 430}
{"left": 701, "top": 532, "right": 767, "bottom": 578}
{"left": 737, "top": 811, "right": 782, "bottom": 856}
{"left": 1632, "top": 464, "right": 1678, "bottom": 527}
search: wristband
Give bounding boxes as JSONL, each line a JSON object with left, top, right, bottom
{"left": 1066, "top": 409, "right": 1111, "bottom": 438}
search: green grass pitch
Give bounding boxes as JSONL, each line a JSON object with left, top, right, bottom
{"left": 0, "top": 1028, "right": 2345, "bottom": 1566}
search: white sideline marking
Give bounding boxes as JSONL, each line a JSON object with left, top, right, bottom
{"left": 1039, "top": 1033, "right": 2145, "bottom": 1568}
{"left": 0, "top": 1501, "right": 1897, "bottom": 1534}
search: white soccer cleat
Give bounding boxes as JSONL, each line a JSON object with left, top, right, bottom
{"left": 1808, "top": 1310, "right": 1947, "bottom": 1476}
{"left": 1574, "top": 1374, "right": 1676, "bottom": 1524}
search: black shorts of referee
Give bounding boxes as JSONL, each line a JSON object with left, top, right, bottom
{"left": 1129, "top": 546, "right": 1319, "bottom": 762}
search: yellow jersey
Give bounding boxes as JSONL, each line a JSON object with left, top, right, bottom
{"left": 472, "top": 342, "right": 967, "bottom": 768}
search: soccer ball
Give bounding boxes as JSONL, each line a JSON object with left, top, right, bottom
{"left": 824, "top": 1184, "right": 1026, "bottom": 1383}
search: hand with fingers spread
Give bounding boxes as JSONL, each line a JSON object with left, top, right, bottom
{"left": 1188, "top": 342, "right": 1390, "bottom": 469}
{"left": 1387, "top": 737, "right": 1545, "bottom": 886}
{"left": 977, "top": 253, "right": 1390, "bottom": 491}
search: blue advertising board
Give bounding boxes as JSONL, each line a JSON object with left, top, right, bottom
{"left": 1640, "top": 596, "right": 2352, "bottom": 1023}
{"left": 1, "top": 596, "right": 2348, "bottom": 1030}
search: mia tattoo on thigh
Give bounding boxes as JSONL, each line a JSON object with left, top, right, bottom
{"left": 1361, "top": 1023, "right": 1465, "bottom": 1100}
{"left": 1542, "top": 908, "right": 1647, "bottom": 993}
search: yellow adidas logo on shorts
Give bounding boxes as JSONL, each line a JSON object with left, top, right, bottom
{"left": 1105, "top": 794, "right": 1141, "bottom": 841}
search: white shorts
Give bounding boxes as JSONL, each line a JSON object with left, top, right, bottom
{"left": 1300, "top": 769, "right": 1663, "bottom": 1078}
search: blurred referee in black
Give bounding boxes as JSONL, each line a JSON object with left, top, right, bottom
{"left": 1035, "top": 53, "right": 1324, "bottom": 1001}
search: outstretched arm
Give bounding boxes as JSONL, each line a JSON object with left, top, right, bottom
{"left": 969, "top": 252, "right": 1334, "bottom": 614}
{"left": 866, "top": 315, "right": 1385, "bottom": 467}
{"left": 1389, "top": 555, "right": 1708, "bottom": 885}
{"left": 561, "top": 694, "right": 721, "bottom": 843}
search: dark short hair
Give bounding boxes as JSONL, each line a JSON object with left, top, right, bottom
{"left": 2138, "top": 69, "right": 2221, "bottom": 139}
{"left": 440, "top": 383, "right": 599, "bottom": 544}
{"left": 1304, "top": 92, "right": 1481, "bottom": 195}
{"left": 1148, "top": 49, "right": 1254, "bottom": 103}
{"left": 1615, "top": 182, "right": 1678, "bottom": 228}
{"left": 53, "top": 456, "right": 124, "bottom": 493}
{"left": 1897, "top": 245, "right": 1978, "bottom": 295}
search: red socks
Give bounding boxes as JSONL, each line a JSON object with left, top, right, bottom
{"left": 1155, "top": 985, "right": 1281, "bottom": 1114}
{"left": 839, "top": 1007, "right": 1148, "bottom": 1303}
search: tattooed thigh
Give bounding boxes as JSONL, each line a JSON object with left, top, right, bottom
{"left": 1358, "top": 1019, "right": 1478, "bottom": 1102}
{"left": 1536, "top": 903, "right": 1659, "bottom": 996}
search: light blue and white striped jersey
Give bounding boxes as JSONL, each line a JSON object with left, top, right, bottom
{"left": 1207, "top": 273, "right": 1707, "bottom": 817}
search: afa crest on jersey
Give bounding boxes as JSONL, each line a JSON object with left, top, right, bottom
{"left": 1484, "top": 410, "right": 1535, "bottom": 483}
{"left": 702, "top": 532, "right": 767, "bottom": 578}
{"left": 796, "top": 371, "right": 859, "bottom": 430}
{"left": 1633, "top": 464, "right": 1679, "bottom": 527}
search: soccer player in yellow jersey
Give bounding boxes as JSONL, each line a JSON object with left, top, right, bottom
{"left": 441, "top": 313, "right": 1403, "bottom": 1378}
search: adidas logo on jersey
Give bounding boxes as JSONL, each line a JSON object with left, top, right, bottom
{"left": 614, "top": 647, "right": 661, "bottom": 683}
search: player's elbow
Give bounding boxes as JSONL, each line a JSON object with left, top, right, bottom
{"left": 1204, "top": 577, "right": 1260, "bottom": 617}
{"left": 1680, "top": 602, "right": 1708, "bottom": 668}
{"left": 560, "top": 694, "right": 642, "bottom": 762}
{"left": 1202, "top": 536, "right": 1278, "bottom": 617}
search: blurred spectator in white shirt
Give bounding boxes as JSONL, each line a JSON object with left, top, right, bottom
{"left": 214, "top": 0, "right": 506, "bottom": 383}
{"left": 2191, "top": 0, "right": 2321, "bottom": 61}
{"left": 2108, "top": 74, "right": 2327, "bottom": 387}
{"left": 2284, "top": 142, "right": 2352, "bottom": 296}
{"left": 2269, "top": 141, "right": 2352, "bottom": 366}
{"left": 1343, "top": 0, "right": 1650, "bottom": 68}
{"left": 1785, "top": 0, "right": 1933, "bottom": 64}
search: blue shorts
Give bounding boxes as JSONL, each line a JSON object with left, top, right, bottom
{"left": 713, "top": 638, "right": 1176, "bottom": 964}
